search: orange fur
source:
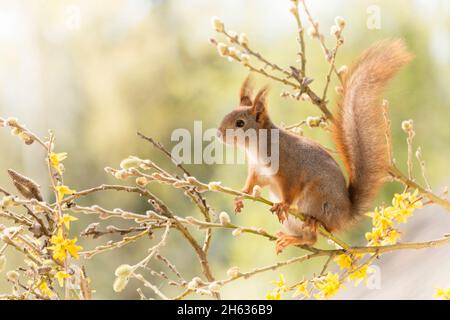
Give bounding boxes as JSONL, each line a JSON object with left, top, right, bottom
{"left": 332, "top": 39, "right": 413, "bottom": 217}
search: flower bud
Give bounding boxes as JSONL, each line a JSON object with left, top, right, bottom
{"left": 1, "top": 196, "right": 16, "bottom": 209}
{"left": 227, "top": 47, "right": 239, "bottom": 59}
{"left": 238, "top": 33, "right": 248, "bottom": 46}
{"left": 307, "top": 26, "right": 318, "bottom": 38}
{"left": 335, "top": 16, "right": 346, "bottom": 29}
{"left": 6, "top": 270, "right": 19, "bottom": 281}
{"left": 187, "top": 279, "right": 199, "bottom": 290}
{"left": 18, "top": 132, "right": 34, "bottom": 145}
{"left": 330, "top": 25, "right": 340, "bottom": 37}
{"left": 226, "top": 266, "right": 240, "bottom": 278}
{"left": 211, "top": 16, "right": 224, "bottom": 32}
{"left": 208, "top": 282, "right": 221, "bottom": 292}
{"left": 219, "top": 211, "right": 231, "bottom": 225}
{"left": 114, "top": 170, "right": 128, "bottom": 180}
{"left": 113, "top": 276, "right": 129, "bottom": 292}
{"left": 217, "top": 43, "right": 229, "bottom": 57}
{"left": 10, "top": 127, "right": 21, "bottom": 136}
{"left": 401, "top": 119, "right": 413, "bottom": 132}
{"left": 115, "top": 264, "right": 133, "bottom": 278}
{"left": 208, "top": 181, "right": 222, "bottom": 191}
{"left": 306, "top": 116, "right": 321, "bottom": 128}
{"left": 5, "top": 117, "right": 18, "bottom": 126}
{"left": 135, "top": 177, "right": 149, "bottom": 187}
{"left": 120, "top": 156, "right": 142, "bottom": 170}
{"left": 300, "top": 93, "right": 311, "bottom": 102}
{"left": 232, "top": 228, "right": 243, "bottom": 237}
{"left": 337, "top": 65, "right": 348, "bottom": 77}
{"left": 240, "top": 54, "right": 250, "bottom": 65}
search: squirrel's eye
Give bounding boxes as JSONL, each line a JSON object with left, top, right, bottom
{"left": 236, "top": 119, "right": 245, "bottom": 128}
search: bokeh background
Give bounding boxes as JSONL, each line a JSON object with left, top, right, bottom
{"left": 0, "top": 0, "right": 449, "bottom": 299}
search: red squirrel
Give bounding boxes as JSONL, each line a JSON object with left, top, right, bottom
{"left": 217, "top": 40, "right": 413, "bottom": 253}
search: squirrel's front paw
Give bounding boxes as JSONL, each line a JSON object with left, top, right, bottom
{"left": 234, "top": 197, "right": 245, "bottom": 214}
{"left": 270, "top": 202, "right": 289, "bottom": 223}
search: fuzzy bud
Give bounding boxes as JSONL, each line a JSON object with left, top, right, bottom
{"left": 219, "top": 211, "right": 231, "bottom": 225}
{"left": 291, "top": 127, "right": 303, "bottom": 135}
{"left": 1, "top": 196, "right": 16, "bottom": 209}
{"left": 217, "top": 42, "right": 229, "bottom": 57}
{"left": 238, "top": 33, "right": 248, "bottom": 46}
{"left": 135, "top": 177, "right": 149, "bottom": 187}
{"left": 211, "top": 16, "right": 224, "bottom": 32}
{"left": 208, "top": 282, "right": 221, "bottom": 292}
{"left": 18, "top": 132, "right": 34, "bottom": 145}
{"left": 227, "top": 47, "right": 239, "bottom": 59}
{"left": 240, "top": 54, "right": 250, "bottom": 65}
{"left": 335, "top": 16, "right": 346, "bottom": 29}
{"left": 6, "top": 270, "right": 19, "bottom": 281}
{"left": 307, "top": 26, "right": 319, "bottom": 38}
{"left": 10, "top": 127, "right": 21, "bottom": 136}
{"left": 120, "top": 156, "right": 142, "bottom": 170}
{"left": 337, "top": 65, "right": 348, "bottom": 77}
{"left": 115, "top": 264, "right": 133, "bottom": 278}
{"left": 401, "top": 119, "right": 414, "bottom": 132}
{"left": 300, "top": 93, "right": 311, "bottom": 102}
{"left": 330, "top": 25, "right": 341, "bottom": 37}
{"left": 114, "top": 170, "right": 129, "bottom": 180}
{"left": 5, "top": 117, "right": 18, "bottom": 126}
{"left": 113, "top": 276, "right": 129, "bottom": 292}
{"left": 232, "top": 228, "right": 243, "bottom": 237}
{"left": 187, "top": 278, "right": 201, "bottom": 290}
{"left": 208, "top": 181, "right": 222, "bottom": 191}
{"left": 306, "top": 116, "right": 322, "bottom": 128}
{"left": 226, "top": 266, "right": 240, "bottom": 278}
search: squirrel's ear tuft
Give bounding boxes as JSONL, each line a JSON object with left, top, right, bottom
{"left": 252, "top": 85, "right": 269, "bottom": 118}
{"left": 239, "top": 75, "right": 254, "bottom": 107}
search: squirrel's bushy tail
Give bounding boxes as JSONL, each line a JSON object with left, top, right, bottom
{"left": 332, "top": 39, "right": 413, "bottom": 218}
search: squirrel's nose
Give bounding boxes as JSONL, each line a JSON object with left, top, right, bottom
{"left": 216, "top": 129, "right": 222, "bottom": 139}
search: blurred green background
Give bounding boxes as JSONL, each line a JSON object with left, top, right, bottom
{"left": 0, "top": 0, "right": 449, "bottom": 299}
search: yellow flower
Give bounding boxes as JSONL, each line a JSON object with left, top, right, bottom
{"left": 271, "top": 274, "right": 286, "bottom": 289}
{"left": 334, "top": 254, "right": 353, "bottom": 270}
{"left": 293, "top": 281, "right": 310, "bottom": 298}
{"left": 64, "top": 238, "right": 82, "bottom": 259}
{"left": 365, "top": 227, "right": 383, "bottom": 246}
{"left": 348, "top": 265, "right": 373, "bottom": 286}
{"left": 383, "top": 229, "right": 401, "bottom": 245}
{"left": 55, "top": 185, "right": 76, "bottom": 202}
{"left": 434, "top": 287, "right": 450, "bottom": 300}
{"left": 49, "top": 152, "right": 67, "bottom": 175}
{"left": 61, "top": 214, "right": 78, "bottom": 230}
{"left": 55, "top": 271, "right": 71, "bottom": 287}
{"left": 313, "top": 272, "right": 343, "bottom": 299}
{"left": 48, "top": 229, "right": 82, "bottom": 262}
{"left": 38, "top": 281, "right": 54, "bottom": 297}
{"left": 266, "top": 290, "right": 281, "bottom": 300}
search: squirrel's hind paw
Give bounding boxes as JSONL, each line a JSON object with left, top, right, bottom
{"left": 275, "top": 230, "right": 317, "bottom": 254}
